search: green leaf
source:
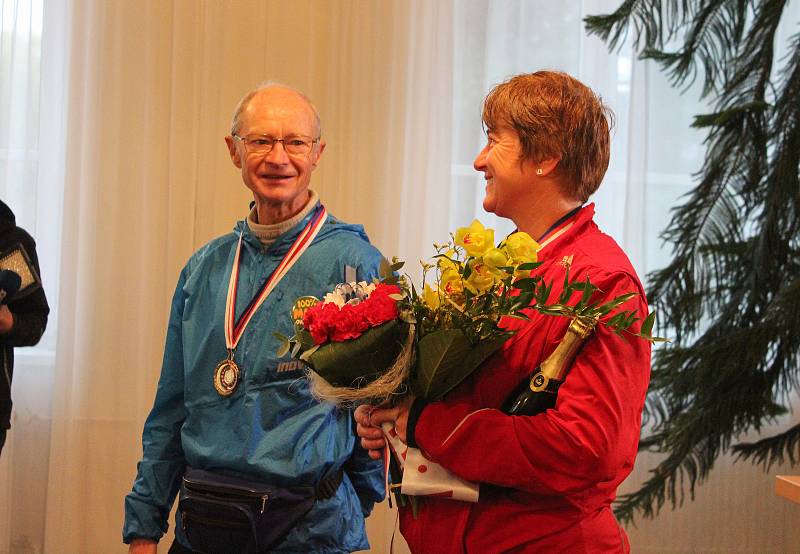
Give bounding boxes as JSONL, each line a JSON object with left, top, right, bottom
{"left": 411, "top": 329, "right": 507, "bottom": 400}
{"left": 305, "top": 320, "right": 408, "bottom": 387}
{"left": 640, "top": 311, "right": 656, "bottom": 337}
{"left": 577, "top": 279, "right": 597, "bottom": 307}
{"left": 297, "top": 329, "right": 316, "bottom": 350}
{"left": 276, "top": 338, "right": 291, "bottom": 358}
{"left": 299, "top": 344, "right": 320, "bottom": 361}
{"left": 595, "top": 293, "right": 638, "bottom": 315}
{"left": 516, "top": 262, "right": 543, "bottom": 271}
{"left": 390, "top": 261, "right": 405, "bottom": 272}
{"left": 379, "top": 258, "right": 393, "bottom": 279}
{"left": 512, "top": 277, "right": 539, "bottom": 291}
{"left": 535, "top": 305, "right": 573, "bottom": 317}
{"left": 537, "top": 281, "right": 553, "bottom": 304}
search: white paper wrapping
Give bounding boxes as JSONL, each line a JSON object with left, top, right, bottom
{"left": 381, "top": 422, "right": 479, "bottom": 502}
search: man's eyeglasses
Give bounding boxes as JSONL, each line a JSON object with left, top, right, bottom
{"left": 233, "top": 134, "right": 319, "bottom": 156}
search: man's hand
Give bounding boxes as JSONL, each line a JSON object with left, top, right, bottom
{"left": 354, "top": 396, "right": 414, "bottom": 460}
{"left": 128, "top": 538, "right": 157, "bottom": 554}
{"left": 0, "top": 305, "right": 13, "bottom": 334}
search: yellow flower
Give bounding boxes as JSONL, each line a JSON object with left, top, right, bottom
{"left": 482, "top": 247, "right": 512, "bottom": 276}
{"left": 440, "top": 268, "right": 464, "bottom": 296}
{"left": 437, "top": 249, "right": 459, "bottom": 273}
{"left": 455, "top": 220, "right": 495, "bottom": 257}
{"left": 422, "top": 284, "right": 441, "bottom": 311}
{"left": 502, "top": 231, "right": 539, "bottom": 264}
{"left": 464, "top": 261, "right": 497, "bottom": 294}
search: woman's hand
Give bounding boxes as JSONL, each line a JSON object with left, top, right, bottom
{"left": 354, "top": 396, "right": 415, "bottom": 460}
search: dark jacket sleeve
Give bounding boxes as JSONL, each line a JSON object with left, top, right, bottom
{"left": 1, "top": 232, "right": 49, "bottom": 347}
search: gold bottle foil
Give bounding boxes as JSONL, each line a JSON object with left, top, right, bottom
{"left": 537, "top": 317, "right": 597, "bottom": 384}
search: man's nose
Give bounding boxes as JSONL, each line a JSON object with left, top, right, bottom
{"left": 473, "top": 146, "right": 488, "bottom": 171}
{"left": 264, "top": 140, "right": 290, "bottom": 164}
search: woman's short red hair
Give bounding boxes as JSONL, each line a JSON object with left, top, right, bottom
{"left": 482, "top": 71, "right": 614, "bottom": 203}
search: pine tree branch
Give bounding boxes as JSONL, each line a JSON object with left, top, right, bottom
{"left": 733, "top": 423, "right": 800, "bottom": 469}
{"left": 585, "top": 0, "right": 800, "bottom": 524}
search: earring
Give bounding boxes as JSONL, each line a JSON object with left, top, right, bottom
{"left": 536, "top": 168, "right": 543, "bottom": 175}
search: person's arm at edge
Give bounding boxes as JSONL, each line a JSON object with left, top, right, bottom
{"left": 0, "top": 234, "right": 49, "bottom": 345}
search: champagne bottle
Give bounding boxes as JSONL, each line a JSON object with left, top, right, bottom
{"left": 502, "top": 317, "right": 596, "bottom": 415}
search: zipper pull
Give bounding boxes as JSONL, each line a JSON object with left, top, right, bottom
{"left": 260, "top": 494, "right": 269, "bottom": 514}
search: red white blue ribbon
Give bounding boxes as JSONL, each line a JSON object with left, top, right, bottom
{"left": 224, "top": 206, "right": 328, "bottom": 351}
{"left": 537, "top": 206, "right": 582, "bottom": 251}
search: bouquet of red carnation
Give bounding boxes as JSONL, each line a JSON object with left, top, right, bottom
{"left": 303, "top": 282, "right": 401, "bottom": 344}
{"left": 277, "top": 281, "right": 414, "bottom": 398}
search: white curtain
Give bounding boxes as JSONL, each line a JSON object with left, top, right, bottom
{"left": 2, "top": 0, "right": 452, "bottom": 552}
{"left": 0, "top": 0, "right": 67, "bottom": 551}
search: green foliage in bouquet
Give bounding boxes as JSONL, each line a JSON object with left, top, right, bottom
{"left": 277, "top": 219, "right": 663, "bottom": 407}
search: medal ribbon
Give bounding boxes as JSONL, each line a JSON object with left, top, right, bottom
{"left": 224, "top": 206, "right": 328, "bottom": 352}
{"left": 537, "top": 206, "right": 582, "bottom": 250}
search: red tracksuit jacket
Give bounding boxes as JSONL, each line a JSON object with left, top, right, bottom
{"left": 402, "top": 204, "right": 652, "bottom": 553}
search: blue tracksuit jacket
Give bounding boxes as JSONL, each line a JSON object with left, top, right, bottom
{"left": 123, "top": 204, "right": 385, "bottom": 552}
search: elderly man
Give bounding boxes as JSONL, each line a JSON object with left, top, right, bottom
{"left": 357, "top": 71, "right": 651, "bottom": 552}
{"left": 124, "top": 83, "right": 384, "bottom": 554}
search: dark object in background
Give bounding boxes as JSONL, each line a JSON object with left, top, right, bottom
{"left": 0, "top": 199, "right": 49, "bottom": 455}
{"left": 0, "top": 242, "right": 42, "bottom": 299}
{"left": 0, "top": 270, "right": 21, "bottom": 305}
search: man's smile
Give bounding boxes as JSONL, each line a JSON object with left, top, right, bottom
{"left": 260, "top": 173, "right": 295, "bottom": 181}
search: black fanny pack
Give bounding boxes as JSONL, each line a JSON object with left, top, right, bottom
{"left": 178, "top": 468, "right": 343, "bottom": 554}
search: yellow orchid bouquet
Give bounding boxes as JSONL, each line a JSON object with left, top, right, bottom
{"left": 407, "top": 221, "right": 542, "bottom": 400}
{"left": 277, "top": 219, "right": 657, "bottom": 406}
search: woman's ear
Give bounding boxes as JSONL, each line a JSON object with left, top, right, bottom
{"left": 535, "top": 156, "right": 561, "bottom": 177}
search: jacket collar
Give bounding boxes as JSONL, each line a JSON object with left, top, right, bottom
{"left": 536, "top": 203, "right": 595, "bottom": 260}
{"left": 234, "top": 199, "right": 324, "bottom": 255}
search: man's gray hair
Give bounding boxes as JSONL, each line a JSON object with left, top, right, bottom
{"left": 230, "top": 81, "right": 322, "bottom": 137}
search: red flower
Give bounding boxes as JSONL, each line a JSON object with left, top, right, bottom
{"left": 304, "top": 302, "right": 340, "bottom": 344}
{"left": 302, "top": 283, "right": 402, "bottom": 344}
{"left": 331, "top": 303, "right": 371, "bottom": 341}
{"left": 364, "top": 288, "right": 400, "bottom": 326}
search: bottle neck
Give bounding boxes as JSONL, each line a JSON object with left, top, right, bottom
{"left": 539, "top": 318, "right": 595, "bottom": 381}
